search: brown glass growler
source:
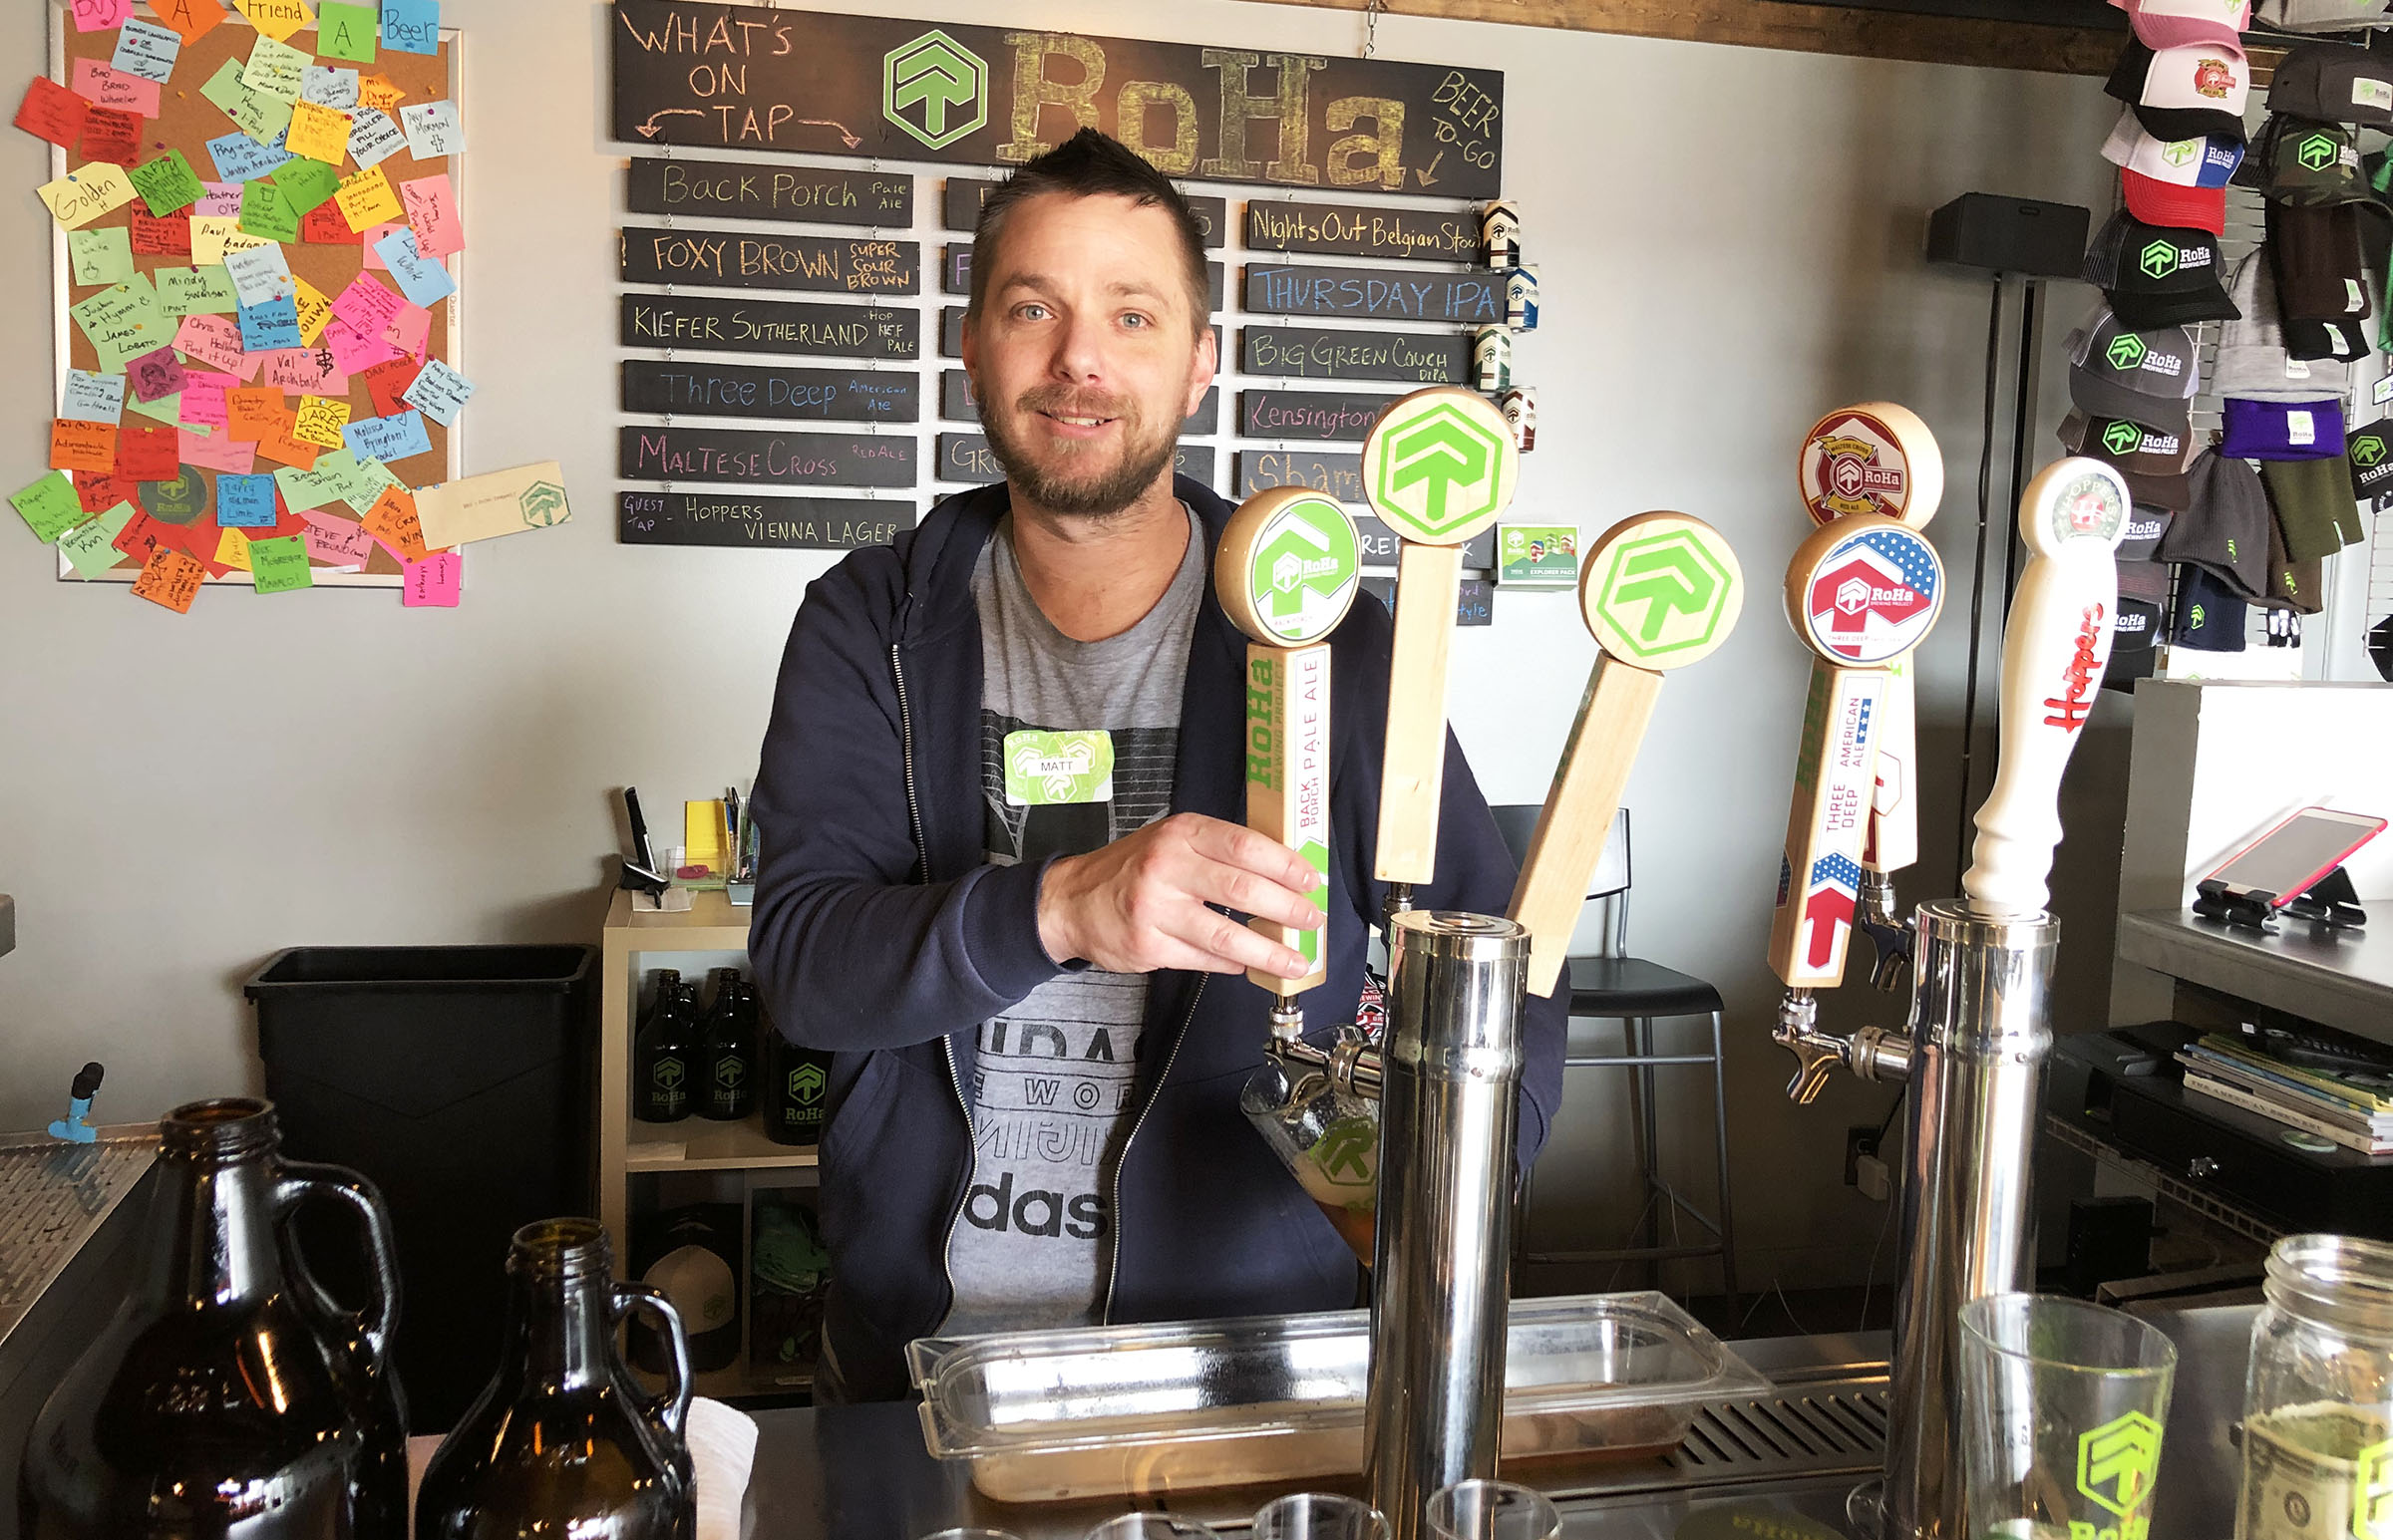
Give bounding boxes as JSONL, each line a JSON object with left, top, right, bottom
{"left": 19, "top": 1097, "right": 406, "bottom": 1539}
{"left": 415, "top": 1218, "right": 695, "bottom": 1540}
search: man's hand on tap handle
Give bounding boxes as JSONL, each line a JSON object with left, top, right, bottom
{"left": 1037, "top": 812, "right": 1326, "bottom": 977}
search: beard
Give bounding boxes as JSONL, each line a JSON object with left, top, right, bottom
{"left": 979, "top": 382, "right": 1181, "bottom": 517}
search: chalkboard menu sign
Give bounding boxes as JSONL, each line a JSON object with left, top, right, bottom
{"left": 1360, "top": 574, "right": 1494, "bottom": 627}
{"left": 938, "top": 433, "right": 1214, "bottom": 485}
{"left": 1355, "top": 513, "right": 1495, "bottom": 569}
{"left": 619, "top": 426, "right": 917, "bottom": 486}
{"left": 943, "top": 372, "right": 1218, "bottom": 434}
{"left": 1243, "top": 264, "right": 1504, "bottom": 323}
{"left": 1241, "top": 327, "right": 1468, "bottom": 384}
{"left": 1240, "top": 389, "right": 1392, "bottom": 442}
{"left": 612, "top": 2, "right": 1504, "bottom": 198}
{"left": 621, "top": 296, "right": 919, "bottom": 358}
{"left": 620, "top": 228, "right": 920, "bottom": 293}
{"left": 941, "top": 306, "right": 965, "bottom": 358}
{"left": 1246, "top": 200, "right": 1481, "bottom": 261}
{"left": 941, "top": 242, "right": 1224, "bottom": 309}
{"left": 1237, "top": 449, "right": 1364, "bottom": 504}
{"left": 619, "top": 489, "right": 916, "bottom": 549}
{"left": 625, "top": 157, "right": 913, "bottom": 225}
{"left": 943, "top": 177, "right": 1229, "bottom": 244}
{"left": 621, "top": 360, "right": 919, "bottom": 422}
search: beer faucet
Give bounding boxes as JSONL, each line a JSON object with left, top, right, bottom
{"left": 1768, "top": 453, "right": 2130, "bottom": 1540}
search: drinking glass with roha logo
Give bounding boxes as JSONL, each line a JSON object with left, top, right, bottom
{"left": 1959, "top": 1293, "right": 2178, "bottom": 1540}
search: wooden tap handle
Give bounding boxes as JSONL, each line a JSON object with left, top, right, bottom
{"left": 1963, "top": 459, "right": 2129, "bottom": 919}
{"left": 1507, "top": 512, "right": 1744, "bottom": 996}
{"left": 1864, "top": 659, "right": 1919, "bottom": 875}
{"left": 1767, "top": 660, "right": 1887, "bottom": 988}
{"left": 1360, "top": 387, "right": 1519, "bottom": 887}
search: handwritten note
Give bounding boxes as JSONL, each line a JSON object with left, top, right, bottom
{"left": 71, "top": 277, "right": 169, "bottom": 371}
{"left": 382, "top": 0, "right": 440, "bottom": 55}
{"left": 417, "top": 462, "right": 569, "bottom": 548}
{"left": 113, "top": 19, "right": 183, "bottom": 85}
{"left": 126, "top": 391, "right": 184, "bottom": 429}
{"left": 10, "top": 471, "right": 87, "bottom": 542}
{"left": 336, "top": 163, "right": 402, "bottom": 230}
{"left": 15, "top": 77, "right": 91, "bottom": 149}
{"left": 361, "top": 481, "right": 430, "bottom": 559}
{"left": 49, "top": 419, "right": 117, "bottom": 475}
{"left": 315, "top": 2, "right": 380, "bottom": 62}
{"left": 302, "top": 510, "right": 374, "bottom": 567}
{"left": 384, "top": 300, "right": 429, "bottom": 360}
{"left": 39, "top": 163, "right": 138, "bottom": 229}
{"left": 69, "top": 225, "right": 134, "bottom": 286}
{"left": 58, "top": 502, "right": 137, "bottom": 576}
{"left": 113, "top": 508, "right": 167, "bottom": 563}
{"left": 249, "top": 532, "right": 312, "bottom": 591}
{"left": 403, "top": 549, "right": 459, "bottom": 606}
{"left": 243, "top": 36, "right": 308, "bottom": 104}
{"left": 285, "top": 99, "right": 350, "bottom": 163}
{"left": 358, "top": 73, "right": 406, "bottom": 116}
{"left": 270, "top": 155, "right": 341, "bottom": 216}
{"left": 374, "top": 226, "right": 454, "bottom": 306}
{"left": 223, "top": 242, "right": 293, "bottom": 306}
{"left": 301, "top": 66, "right": 360, "bottom": 109}
{"left": 260, "top": 345, "right": 344, "bottom": 393}
{"left": 200, "top": 58, "right": 291, "bottom": 145}
{"left": 117, "top": 423, "right": 178, "bottom": 479}
{"left": 400, "top": 358, "right": 473, "bottom": 427}
{"left": 191, "top": 215, "right": 274, "bottom": 265}
{"left": 177, "top": 369, "right": 234, "bottom": 429}
{"left": 207, "top": 127, "right": 292, "bottom": 182}
{"left": 129, "top": 151, "right": 206, "bottom": 217}
{"left": 151, "top": 0, "right": 226, "bottom": 45}
{"left": 61, "top": 370, "right": 125, "bottom": 425}
{"left": 69, "top": 0, "right": 135, "bottom": 34}
{"left": 238, "top": 179, "right": 298, "bottom": 241}
{"left": 398, "top": 100, "right": 461, "bottom": 159}
{"left": 127, "top": 346, "right": 188, "bottom": 404}
{"left": 174, "top": 312, "right": 246, "bottom": 374}
{"left": 297, "top": 202, "right": 360, "bottom": 245}
{"left": 324, "top": 315, "right": 399, "bottom": 375}
{"left": 293, "top": 395, "right": 351, "bottom": 449}
{"left": 129, "top": 213, "right": 187, "bottom": 257}
{"left": 78, "top": 104, "right": 142, "bottom": 165}
{"left": 159, "top": 264, "right": 239, "bottom": 317}
{"left": 345, "top": 105, "right": 405, "bottom": 168}
{"left": 71, "top": 60, "right": 160, "bottom": 118}
{"left": 179, "top": 426, "right": 255, "bottom": 474}
{"left": 225, "top": 388, "right": 281, "bottom": 442}
{"left": 343, "top": 410, "right": 432, "bottom": 464}
{"left": 399, "top": 172, "right": 460, "bottom": 257}
{"left": 214, "top": 526, "right": 252, "bottom": 571}
{"left": 237, "top": 294, "right": 303, "bottom": 352}
{"left": 361, "top": 356, "right": 417, "bottom": 417}
{"left": 132, "top": 544, "right": 206, "bottom": 613}
{"left": 194, "top": 181, "right": 243, "bottom": 216}
{"left": 290, "top": 275, "right": 332, "bottom": 344}
{"left": 213, "top": 476, "right": 277, "bottom": 532}
{"left": 234, "top": 0, "right": 314, "bottom": 44}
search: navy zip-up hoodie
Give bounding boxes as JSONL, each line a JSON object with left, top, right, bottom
{"left": 748, "top": 475, "right": 1565, "bottom": 1401}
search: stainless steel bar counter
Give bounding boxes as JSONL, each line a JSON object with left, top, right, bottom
{"left": 737, "top": 1306, "right": 2255, "bottom": 1540}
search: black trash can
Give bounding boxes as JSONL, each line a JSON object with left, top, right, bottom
{"left": 245, "top": 944, "right": 597, "bottom": 1431}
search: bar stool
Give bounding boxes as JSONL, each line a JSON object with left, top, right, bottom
{"left": 1493, "top": 804, "right": 1740, "bottom": 1318}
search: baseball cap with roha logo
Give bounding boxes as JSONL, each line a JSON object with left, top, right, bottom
{"left": 2101, "top": 107, "right": 2246, "bottom": 188}
{"left": 2082, "top": 211, "right": 2239, "bottom": 328}
{"left": 2066, "top": 310, "right": 2199, "bottom": 438}
{"left": 2269, "top": 41, "right": 2393, "bottom": 129}
{"left": 2122, "top": 166, "right": 2226, "bottom": 233}
{"left": 2106, "top": 40, "right": 2251, "bottom": 143}
{"left": 2238, "top": 116, "right": 2370, "bottom": 206}
{"left": 2118, "top": 503, "right": 2177, "bottom": 561}
{"left": 2061, "top": 410, "right": 2196, "bottom": 474}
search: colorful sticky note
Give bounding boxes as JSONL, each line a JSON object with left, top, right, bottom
{"left": 39, "top": 162, "right": 138, "bottom": 229}
{"left": 317, "top": 2, "right": 381, "bottom": 63}
{"left": 335, "top": 163, "right": 401, "bottom": 231}
{"left": 361, "top": 481, "right": 429, "bottom": 558}
{"left": 132, "top": 545, "right": 207, "bottom": 612}
{"left": 289, "top": 276, "right": 333, "bottom": 345}
{"left": 382, "top": 0, "right": 439, "bottom": 53}
{"left": 214, "top": 526, "right": 252, "bottom": 571}
{"left": 360, "top": 356, "right": 416, "bottom": 417}
{"left": 180, "top": 428, "right": 256, "bottom": 474}
{"left": 76, "top": 104, "right": 142, "bottom": 165}
{"left": 71, "top": 277, "right": 169, "bottom": 372}
{"left": 373, "top": 226, "right": 454, "bottom": 307}
{"left": 127, "top": 346, "right": 188, "bottom": 404}
{"left": 403, "top": 548, "right": 460, "bottom": 607}
{"left": 112, "top": 19, "right": 183, "bottom": 85}
{"left": 159, "top": 265, "right": 240, "bottom": 317}
{"left": 200, "top": 59, "right": 292, "bottom": 145}
{"left": 243, "top": 37, "right": 309, "bottom": 105}
{"left": 330, "top": 271, "right": 404, "bottom": 336}
{"left": 300, "top": 66, "right": 360, "bottom": 109}
{"left": 323, "top": 316, "right": 399, "bottom": 376}
{"left": 222, "top": 242, "right": 294, "bottom": 306}
{"left": 113, "top": 508, "right": 168, "bottom": 562}
{"left": 129, "top": 150, "right": 206, "bottom": 217}
{"left": 397, "top": 99, "right": 460, "bottom": 159}
{"left": 117, "top": 423, "right": 179, "bottom": 480}
{"left": 62, "top": 370, "right": 126, "bottom": 425}
{"left": 12, "top": 471, "right": 87, "bottom": 542}
{"left": 345, "top": 105, "right": 404, "bottom": 167}
{"left": 382, "top": 300, "right": 430, "bottom": 360}
{"left": 49, "top": 420, "right": 117, "bottom": 475}
{"left": 151, "top": 0, "right": 228, "bottom": 45}
{"left": 69, "top": 0, "right": 135, "bottom": 32}
{"left": 17, "top": 77, "right": 91, "bottom": 149}
{"left": 273, "top": 459, "right": 340, "bottom": 511}
{"left": 343, "top": 410, "right": 431, "bottom": 464}
{"left": 248, "top": 532, "right": 311, "bottom": 590}
{"left": 226, "top": 389, "right": 282, "bottom": 443}
{"left": 127, "top": 391, "right": 185, "bottom": 429}
{"left": 293, "top": 395, "right": 351, "bottom": 449}
{"left": 58, "top": 503, "right": 137, "bottom": 576}
{"left": 260, "top": 346, "right": 343, "bottom": 393}
{"left": 234, "top": 0, "right": 314, "bottom": 44}
{"left": 271, "top": 154, "right": 342, "bottom": 215}
{"left": 128, "top": 212, "right": 192, "bottom": 256}
{"left": 69, "top": 60, "right": 158, "bottom": 119}
{"left": 258, "top": 418, "right": 320, "bottom": 472}
{"left": 400, "top": 358, "right": 473, "bottom": 427}
{"left": 177, "top": 370, "right": 235, "bottom": 429}
{"left": 174, "top": 312, "right": 248, "bottom": 374}
{"left": 398, "top": 172, "right": 460, "bottom": 257}
{"left": 68, "top": 225, "right": 134, "bottom": 287}
{"left": 216, "top": 473, "right": 276, "bottom": 525}
{"left": 299, "top": 201, "right": 365, "bottom": 244}
{"left": 208, "top": 127, "right": 292, "bottom": 181}
{"left": 193, "top": 181, "right": 244, "bottom": 217}
{"left": 190, "top": 215, "right": 273, "bottom": 265}
{"left": 285, "top": 99, "right": 350, "bottom": 164}
{"left": 302, "top": 510, "right": 375, "bottom": 567}
{"left": 238, "top": 295, "right": 303, "bottom": 352}
{"left": 237, "top": 180, "right": 299, "bottom": 241}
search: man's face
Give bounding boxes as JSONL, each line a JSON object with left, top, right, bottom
{"left": 964, "top": 192, "right": 1214, "bottom": 517}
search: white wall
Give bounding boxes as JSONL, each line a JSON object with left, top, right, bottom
{"left": 0, "top": 0, "right": 2122, "bottom": 1292}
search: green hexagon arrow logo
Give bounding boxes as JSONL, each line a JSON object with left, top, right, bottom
{"left": 2140, "top": 240, "right": 2180, "bottom": 280}
{"left": 2355, "top": 434, "right": 2386, "bottom": 467}
{"left": 2300, "top": 133, "right": 2339, "bottom": 171}
{"left": 883, "top": 30, "right": 986, "bottom": 151}
{"left": 789, "top": 1063, "right": 827, "bottom": 1107}
{"left": 1370, "top": 399, "right": 1511, "bottom": 539}
{"left": 1247, "top": 493, "right": 1360, "bottom": 643}
{"left": 1590, "top": 528, "right": 1736, "bottom": 663}
{"left": 2103, "top": 420, "right": 2145, "bottom": 456}
{"left": 2077, "top": 1410, "right": 2165, "bottom": 1519}
{"left": 2107, "top": 333, "right": 2147, "bottom": 370}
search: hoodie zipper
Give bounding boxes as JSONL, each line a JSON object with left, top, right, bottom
{"left": 1102, "top": 974, "right": 1206, "bottom": 1325}
{"left": 891, "top": 637, "right": 973, "bottom": 1325}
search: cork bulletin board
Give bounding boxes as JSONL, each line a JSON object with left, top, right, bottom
{"left": 43, "top": 5, "right": 463, "bottom": 591}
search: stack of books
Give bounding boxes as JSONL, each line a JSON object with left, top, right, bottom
{"left": 2178, "top": 1035, "right": 2393, "bottom": 1156}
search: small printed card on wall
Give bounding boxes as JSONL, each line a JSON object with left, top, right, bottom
{"left": 1496, "top": 524, "right": 1578, "bottom": 587}
{"left": 415, "top": 461, "right": 572, "bottom": 549}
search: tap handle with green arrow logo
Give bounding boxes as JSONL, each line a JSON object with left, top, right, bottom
{"left": 1509, "top": 513, "right": 1745, "bottom": 996}
{"left": 1360, "top": 388, "right": 1521, "bottom": 886}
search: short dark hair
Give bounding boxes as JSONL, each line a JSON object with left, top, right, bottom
{"left": 967, "top": 128, "right": 1209, "bottom": 335}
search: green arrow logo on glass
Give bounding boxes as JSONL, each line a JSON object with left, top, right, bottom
{"left": 1589, "top": 527, "right": 1738, "bottom": 662}
{"left": 1311, "top": 1117, "right": 1378, "bottom": 1191}
{"left": 1246, "top": 493, "right": 1360, "bottom": 644}
{"left": 790, "top": 1064, "right": 826, "bottom": 1107}
{"left": 1370, "top": 398, "right": 1512, "bottom": 540}
{"left": 2077, "top": 1410, "right": 2165, "bottom": 1518}
{"left": 882, "top": 30, "right": 987, "bottom": 150}
{"left": 2140, "top": 240, "right": 2180, "bottom": 279}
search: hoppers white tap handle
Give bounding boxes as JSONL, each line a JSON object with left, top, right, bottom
{"left": 1962, "top": 458, "right": 2129, "bottom": 919}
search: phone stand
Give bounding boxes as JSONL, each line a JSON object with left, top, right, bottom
{"left": 2195, "top": 864, "right": 2367, "bottom": 933}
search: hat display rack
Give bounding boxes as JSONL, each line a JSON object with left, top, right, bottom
{"left": 2082, "top": 0, "right": 2393, "bottom": 685}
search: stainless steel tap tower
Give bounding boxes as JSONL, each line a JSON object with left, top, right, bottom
{"left": 1771, "top": 454, "right": 2130, "bottom": 1539}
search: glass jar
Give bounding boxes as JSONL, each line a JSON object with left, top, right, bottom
{"left": 2238, "top": 1233, "right": 2393, "bottom": 1540}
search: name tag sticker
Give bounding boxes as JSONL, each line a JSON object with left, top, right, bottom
{"left": 1004, "top": 730, "right": 1116, "bottom": 806}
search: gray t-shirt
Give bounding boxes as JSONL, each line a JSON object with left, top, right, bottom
{"left": 942, "top": 507, "right": 1204, "bottom": 1335}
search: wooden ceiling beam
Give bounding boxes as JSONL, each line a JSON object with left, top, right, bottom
{"left": 1234, "top": 0, "right": 2122, "bottom": 76}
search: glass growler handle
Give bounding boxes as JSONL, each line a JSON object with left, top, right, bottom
{"left": 274, "top": 1160, "right": 402, "bottom": 1362}
{"left": 612, "top": 1279, "right": 694, "bottom": 1437}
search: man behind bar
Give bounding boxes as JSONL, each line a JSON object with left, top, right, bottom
{"left": 750, "top": 129, "right": 1563, "bottom": 1402}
